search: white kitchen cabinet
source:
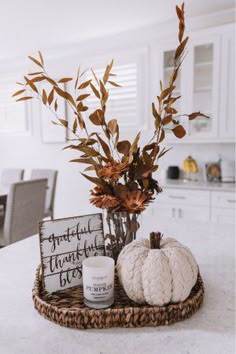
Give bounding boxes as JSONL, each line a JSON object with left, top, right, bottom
{"left": 153, "top": 187, "right": 235, "bottom": 224}
{"left": 187, "top": 36, "right": 220, "bottom": 139}
{"left": 158, "top": 41, "right": 189, "bottom": 139}
{"left": 154, "top": 203, "right": 210, "bottom": 222}
{"left": 153, "top": 189, "right": 210, "bottom": 222}
{"left": 211, "top": 208, "right": 235, "bottom": 225}
{"left": 157, "top": 189, "right": 210, "bottom": 207}
{"left": 211, "top": 191, "right": 236, "bottom": 208}
{"left": 219, "top": 27, "right": 235, "bottom": 140}
{"left": 211, "top": 191, "right": 235, "bottom": 225}
{"left": 157, "top": 24, "right": 234, "bottom": 143}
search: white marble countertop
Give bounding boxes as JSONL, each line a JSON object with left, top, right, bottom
{"left": 0, "top": 220, "right": 235, "bottom": 354}
{"left": 162, "top": 179, "right": 235, "bottom": 192}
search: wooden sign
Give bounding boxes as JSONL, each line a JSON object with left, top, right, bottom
{"left": 39, "top": 213, "right": 105, "bottom": 292}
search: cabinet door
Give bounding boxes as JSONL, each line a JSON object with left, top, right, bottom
{"left": 152, "top": 204, "right": 176, "bottom": 219}
{"left": 187, "top": 36, "right": 220, "bottom": 139}
{"left": 177, "top": 205, "right": 210, "bottom": 222}
{"left": 211, "top": 208, "right": 235, "bottom": 225}
{"left": 158, "top": 42, "right": 190, "bottom": 141}
{"left": 219, "top": 30, "right": 235, "bottom": 140}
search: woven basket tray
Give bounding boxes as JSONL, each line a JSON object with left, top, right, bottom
{"left": 32, "top": 266, "right": 204, "bottom": 329}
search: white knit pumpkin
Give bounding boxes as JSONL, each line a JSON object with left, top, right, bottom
{"left": 117, "top": 234, "right": 198, "bottom": 306}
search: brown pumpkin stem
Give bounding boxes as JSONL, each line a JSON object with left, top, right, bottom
{"left": 150, "top": 232, "right": 163, "bottom": 249}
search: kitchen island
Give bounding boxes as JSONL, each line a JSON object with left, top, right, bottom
{"left": 0, "top": 220, "right": 235, "bottom": 354}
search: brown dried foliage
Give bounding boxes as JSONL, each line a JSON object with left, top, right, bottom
{"left": 13, "top": 2, "right": 208, "bottom": 213}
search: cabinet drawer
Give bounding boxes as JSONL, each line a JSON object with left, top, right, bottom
{"left": 211, "top": 208, "right": 235, "bottom": 224}
{"left": 153, "top": 204, "right": 210, "bottom": 222}
{"left": 211, "top": 192, "right": 236, "bottom": 209}
{"left": 157, "top": 189, "right": 210, "bottom": 206}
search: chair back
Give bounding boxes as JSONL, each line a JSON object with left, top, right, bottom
{"left": 31, "top": 169, "right": 58, "bottom": 218}
{"left": 3, "top": 179, "right": 47, "bottom": 245}
{"left": 1, "top": 168, "right": 24, "bottom": 187}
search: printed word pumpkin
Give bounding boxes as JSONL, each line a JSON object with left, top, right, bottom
{"left": 117, "top": 232, "right": 198, "bottom": 306}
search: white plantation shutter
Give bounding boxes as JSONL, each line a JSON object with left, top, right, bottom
{"left": 84, "top": 48, "right": 148, "bottom": 132}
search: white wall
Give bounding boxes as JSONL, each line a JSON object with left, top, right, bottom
{"left": 0, "top": 9, "right": 235, "bottom": 218}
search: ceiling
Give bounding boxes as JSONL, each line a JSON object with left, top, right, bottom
{"left": 0, "top": 0, "right": 234, "bottom": 59}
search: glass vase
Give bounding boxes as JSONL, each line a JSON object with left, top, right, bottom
{"left": 103, "top": 211, "right": 140, "bottom": 262}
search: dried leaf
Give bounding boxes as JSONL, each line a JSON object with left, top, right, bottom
{"left": 24, "top": 77, "right": 38, "bottom": 93}
{"left": 84, "top": 166, "right": 95, "bottom": 172}
{"left": 76, "top": 94, "right": 90, "bottom": 101}
{"left": 54, "top": 86, "right": 76, "bottom": 107}
{"left": 78, "top": 80, "right": 92, "bottom": 89}
{"left": 79, "top": 146, "right": 99, "bottom": 157}
{"left": 58, "top": 78, "right": 73, "bottom": 83}
{"left": 78, "top": 113, "right": 85, "bottom": 129}
{"left": 90, "top": 83, "right": 100, "bottom": 99}
{"left": 28, "top": 56, "right": 43, "bottom": 68}
{"left": 108, "top": 119, "right": 118, "bottom": 135}
{"left": 175, "top": 36, "right": 189, "bottom": 60}
{"left": 54, "top": 99, "right": 58, "bottom": 111}
{"left": 152, "top": 103, "right": 161, "bottom": 121}
{"left": 162, "top": 114, "right": 172, "bottom": 125}
{"left": 73, "top": 117, "right": 78, "bottom": 134}
{"left": 48, "top": 89, "right": 54, "bottom": 105}
{"left": 12, "top": 89, "right": 26, "bottom": 97}
{"left": 176, "top": 5, "right": 182, "bottom": 20}
{"left": 42, "top": 89, "right": 47, "bottom": 105}
{"left": 91, "top": 68, "right": 99, "bottom": 85}
{"left": 28, "top": 72, "right": 44, "bottom": 76}
{"left": 43, "top": 76, "right": 57, "bottom": 86}
{"left": 15, "top": 96, "right": 33, "bottom": 102}
{"left": 165, "top": 106, "right": 177, "bottom": 114}
{"left": 38, "top": 51, "right": 44, "bottom": 65}
{"left": 89, "top": 110, "right": 104, "bottom": 126}
{"left": 103, "top": 65, "right": 110, "bottom": 84}
{"left": 59, "top": 119, "right": 68, "bottom": 128}
{"left": 158, "top": 129, "right": 165, "bottom": 143}
{"left": 30, "top": 76, "right": 45, "bottom": 83}
{"left": 172, "top": 125, "right": 186, "bottom": 138}
{"left": 81, "top": 173, "right": 106, "bottom": 188}
{"left": 117, "top": 140, "right": 131, "bottom": 155}
{"left": 70, "top": 158, "right": 97, "bottom": 166}
{"left": 158, "top": 147, "right": 173, "bottom": 159}
{"left": 159, "top": 86, "right": 175, "bottom": 101}
{"left": 143, "top": 142, "right": 157, "bottom": 152}
{"left": 108, "top": 81, "right": 121, "bottom": 87}
{"left": 99, "top": 80, "right": 107, "bottom": 97}
{"left": 97, "top": 135, "right": 111, "bottom": 159}
{"left": 130, "top": 132, "right": 141, "bottom": 156}
{"left": 188, "top": 112, "right": 209, "bottom": 120}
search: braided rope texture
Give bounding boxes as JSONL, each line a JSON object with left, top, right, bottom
{"left": 32, "top": 265, "right": 204, "bottom": 330}
{"left": 117, "top": 238, "right": 199, "bottom": 306}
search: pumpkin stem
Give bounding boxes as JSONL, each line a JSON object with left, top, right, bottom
{"left": 150, "top": 232, "right": 163, "bottom": 249}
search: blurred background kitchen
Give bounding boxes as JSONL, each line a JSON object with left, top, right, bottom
{"left": 0, "top": 0, "right": 235, "bottom": 242}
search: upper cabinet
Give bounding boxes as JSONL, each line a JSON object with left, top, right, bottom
{"left": 188, "top": 37, "right": 220, "bottom": 139}
{"left": 156, "top": 24, "right": 235, "bottom": 143}
{"left": 219, "top": 28, "right": 235, "bottom": 140}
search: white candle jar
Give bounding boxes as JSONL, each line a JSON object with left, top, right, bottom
{"left": 82, "top": 256, "right": 115, "bottom": 309}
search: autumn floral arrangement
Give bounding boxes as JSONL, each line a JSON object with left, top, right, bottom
{"left": 13, "top": 3, "right": 207, "bottom": 257}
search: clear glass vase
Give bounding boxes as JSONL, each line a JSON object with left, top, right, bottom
{"left": 103, "top": 211, "right": 140, "bottom": 262}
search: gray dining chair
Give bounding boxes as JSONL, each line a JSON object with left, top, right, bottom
{"left": 0, "top": 169, "right": 24, "bottom": 222}
{"left": 0, "top": 179, "right": 47, "bottom": 247}
{"left": 30, "top": 169, "right": 58, "bottom": 219}
{"left": 1, "top": 168, "right": 24, "bottom": 187}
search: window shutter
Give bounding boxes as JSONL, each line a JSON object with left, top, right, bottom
{"left": 86, "top": 62, "right": 138, "bottom": 128}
